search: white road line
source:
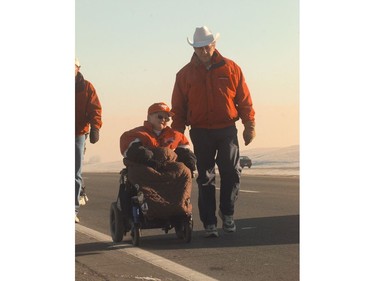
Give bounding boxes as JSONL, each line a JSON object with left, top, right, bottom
{"left": 240, "top": 190, "right": 260, "bottom": 193}
{"left": 241, "top": 226, "right": 257, "bottom": 230}
{"left": 76, "top": 224, "right": 218, "bottom": 281}
{"left": 215, "top": 188, "right": 260, "bottom": 193}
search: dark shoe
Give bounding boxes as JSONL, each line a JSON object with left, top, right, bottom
{"left": 219, "top": 210, "right": 236, "bottom": 232}
{"left": 204, "top": 224, "right": 219, "bottom": 238}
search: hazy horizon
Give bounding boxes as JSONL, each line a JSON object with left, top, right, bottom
{"left": 83, "top": 144, "right": 299, "bottom": 177}
{"left": 84, "top": 143, "right": 299, "bottom": 164}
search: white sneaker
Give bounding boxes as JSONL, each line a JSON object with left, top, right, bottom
{"left": 79, "top": 194, "right": 89, "bottom": 206}
{"left": 75, "top": 215, "right": 80, "bottom": 223}
{"left": 205, "top": 224, "right": 219, "bottom": 238}
{"left": 219, "top": 210, "right": 236, "bottom": 232}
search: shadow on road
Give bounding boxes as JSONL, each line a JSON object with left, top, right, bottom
{"left": 76, "top": 214, "right": 299, "bottom": 257}
{"left": 140, "top": 214, "right": 299, "bottom": 250}
{"left": 75, "top": 241, "right": 131, "bottom": 257}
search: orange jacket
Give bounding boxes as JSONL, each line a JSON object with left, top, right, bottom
{"left": 171, "top": 50, "right": 255, "bottom": 131}
{"left": 120, "top": 121, "right": 191, "bottom": 157}
{"left": 75, "top": 72, "right": 102, "bottom": 136}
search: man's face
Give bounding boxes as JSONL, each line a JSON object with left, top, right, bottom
{"left": 75, "top": 64, "right": 80, "bottom": 77}
{"left": 194, "top": 42, "right": 215, "bottom": 65}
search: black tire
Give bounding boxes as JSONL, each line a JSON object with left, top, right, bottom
{"left": 110, "top": 202, "right": 124, "bottom": 243}
{"left": 131, "top": 224, "right": 141, "bottom": 246}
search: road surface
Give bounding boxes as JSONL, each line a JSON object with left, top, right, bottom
{"left": 76, "top": 172, "right": 299, "bottom": 280}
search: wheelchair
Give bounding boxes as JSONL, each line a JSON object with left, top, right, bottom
{"left": 110, "top": 168, "right": 193, "bottom": 246}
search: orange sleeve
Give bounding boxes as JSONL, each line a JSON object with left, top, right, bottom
{"left": 86, "top": 81, "right": 103, "bottom": 130}
{"left": 171, "top": 73, "right": 188, "bottom": 132}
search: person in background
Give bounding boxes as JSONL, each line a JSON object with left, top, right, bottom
{"left": 75, "top": 57, "right": 102, "bottom": 223}
{"left": 120, "top": 102, "right": 196, "bottom": 174}
{"left": 171, "top": 26, "right": 256, "bottom": 237}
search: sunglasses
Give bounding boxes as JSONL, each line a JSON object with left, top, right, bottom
{"left": 157, "top": 114, "right": 170, "bottom": 122}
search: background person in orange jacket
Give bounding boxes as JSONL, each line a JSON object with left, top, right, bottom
{"left": 75, "top": 58, "right": 102, "bottom": 223}
{"left": 120, "top": 102, "right": 196, "bottom": 173}
{"left": 171, "top": 26, "right": 256, "bottom": 238}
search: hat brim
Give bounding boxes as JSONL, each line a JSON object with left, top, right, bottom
{"left": 187, "top": 33, "right": 220, "bottom": 47}
{"left": 149, "top": 110, "right": 175, "bottom": 117}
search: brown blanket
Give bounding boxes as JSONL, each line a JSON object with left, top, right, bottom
{"left": 124, "top": 147, "right": 192, "bottom": 220}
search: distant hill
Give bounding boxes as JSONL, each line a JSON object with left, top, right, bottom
{"left": 241, "top": 145, "right": 299, "bottom": 168}
{"left": 83, "top": 145, "right": 299, "bottom": 176}
{"left": 83, "top": 160, "right": 124, "bottom": 173}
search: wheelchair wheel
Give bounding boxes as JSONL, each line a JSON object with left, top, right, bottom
{"left": 110, "top": 202, "right": 124, "bottom": 242}
{"left": 175, "top": 223, "right": 184, "bottom": 239}
{"left": 131, "top": 224, "right": 141, "bottom": 246}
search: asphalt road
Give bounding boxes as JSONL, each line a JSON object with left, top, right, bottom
{"left": 76, "top": 172, "right": 299, "bottom": 281}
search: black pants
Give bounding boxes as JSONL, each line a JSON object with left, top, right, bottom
{"left": 190, "top": 126, "right": 241, "bottom": 227}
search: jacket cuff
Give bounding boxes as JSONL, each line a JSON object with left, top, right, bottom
{"left": 243, "top": 120, "right": 255, "bottom": 129}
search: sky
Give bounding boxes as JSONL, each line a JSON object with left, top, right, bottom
{"left": 76, "top": 0, "right": 299, "bottom": 163}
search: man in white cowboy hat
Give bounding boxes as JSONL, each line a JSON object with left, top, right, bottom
{"left": 171, "top": 26, "right": 256, "bottom": 238}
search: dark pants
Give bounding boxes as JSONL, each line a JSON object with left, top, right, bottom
{"left": 190, "top": 126, "right": 241, "bottom": 227}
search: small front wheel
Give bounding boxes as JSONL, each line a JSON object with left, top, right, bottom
{"left": 182, "top": 219, "right": 193, "bottom": 243}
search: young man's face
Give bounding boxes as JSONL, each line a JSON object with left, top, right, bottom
{"left": 194, "top": 42, "right": 215, "bottom": 65}
{"left": 148, "top": 112, "right": 170, "bottom": 131}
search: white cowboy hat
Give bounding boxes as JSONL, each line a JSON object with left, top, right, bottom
{"left": 187, "top": 26, "right": 220, "bottom": 47}
{"left": 75, "top": 57, "right": 81, "bottom": 67}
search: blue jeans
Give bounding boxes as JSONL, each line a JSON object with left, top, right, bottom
{"left": 75, "top": 134, "right": 86, "bottom": 214}
{"left": 190, "top": 126, "right": 241, "bottom": 227}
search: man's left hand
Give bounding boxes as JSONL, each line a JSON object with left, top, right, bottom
{"left": 243, "top": 126, "right": 255, "bottom": 146}
{"left": 89, "top": 128, "right": 100, "bottom": 144}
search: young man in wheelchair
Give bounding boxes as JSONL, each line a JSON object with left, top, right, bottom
{"left": 120, "top": 102, "right": 196, "bottom": 174}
